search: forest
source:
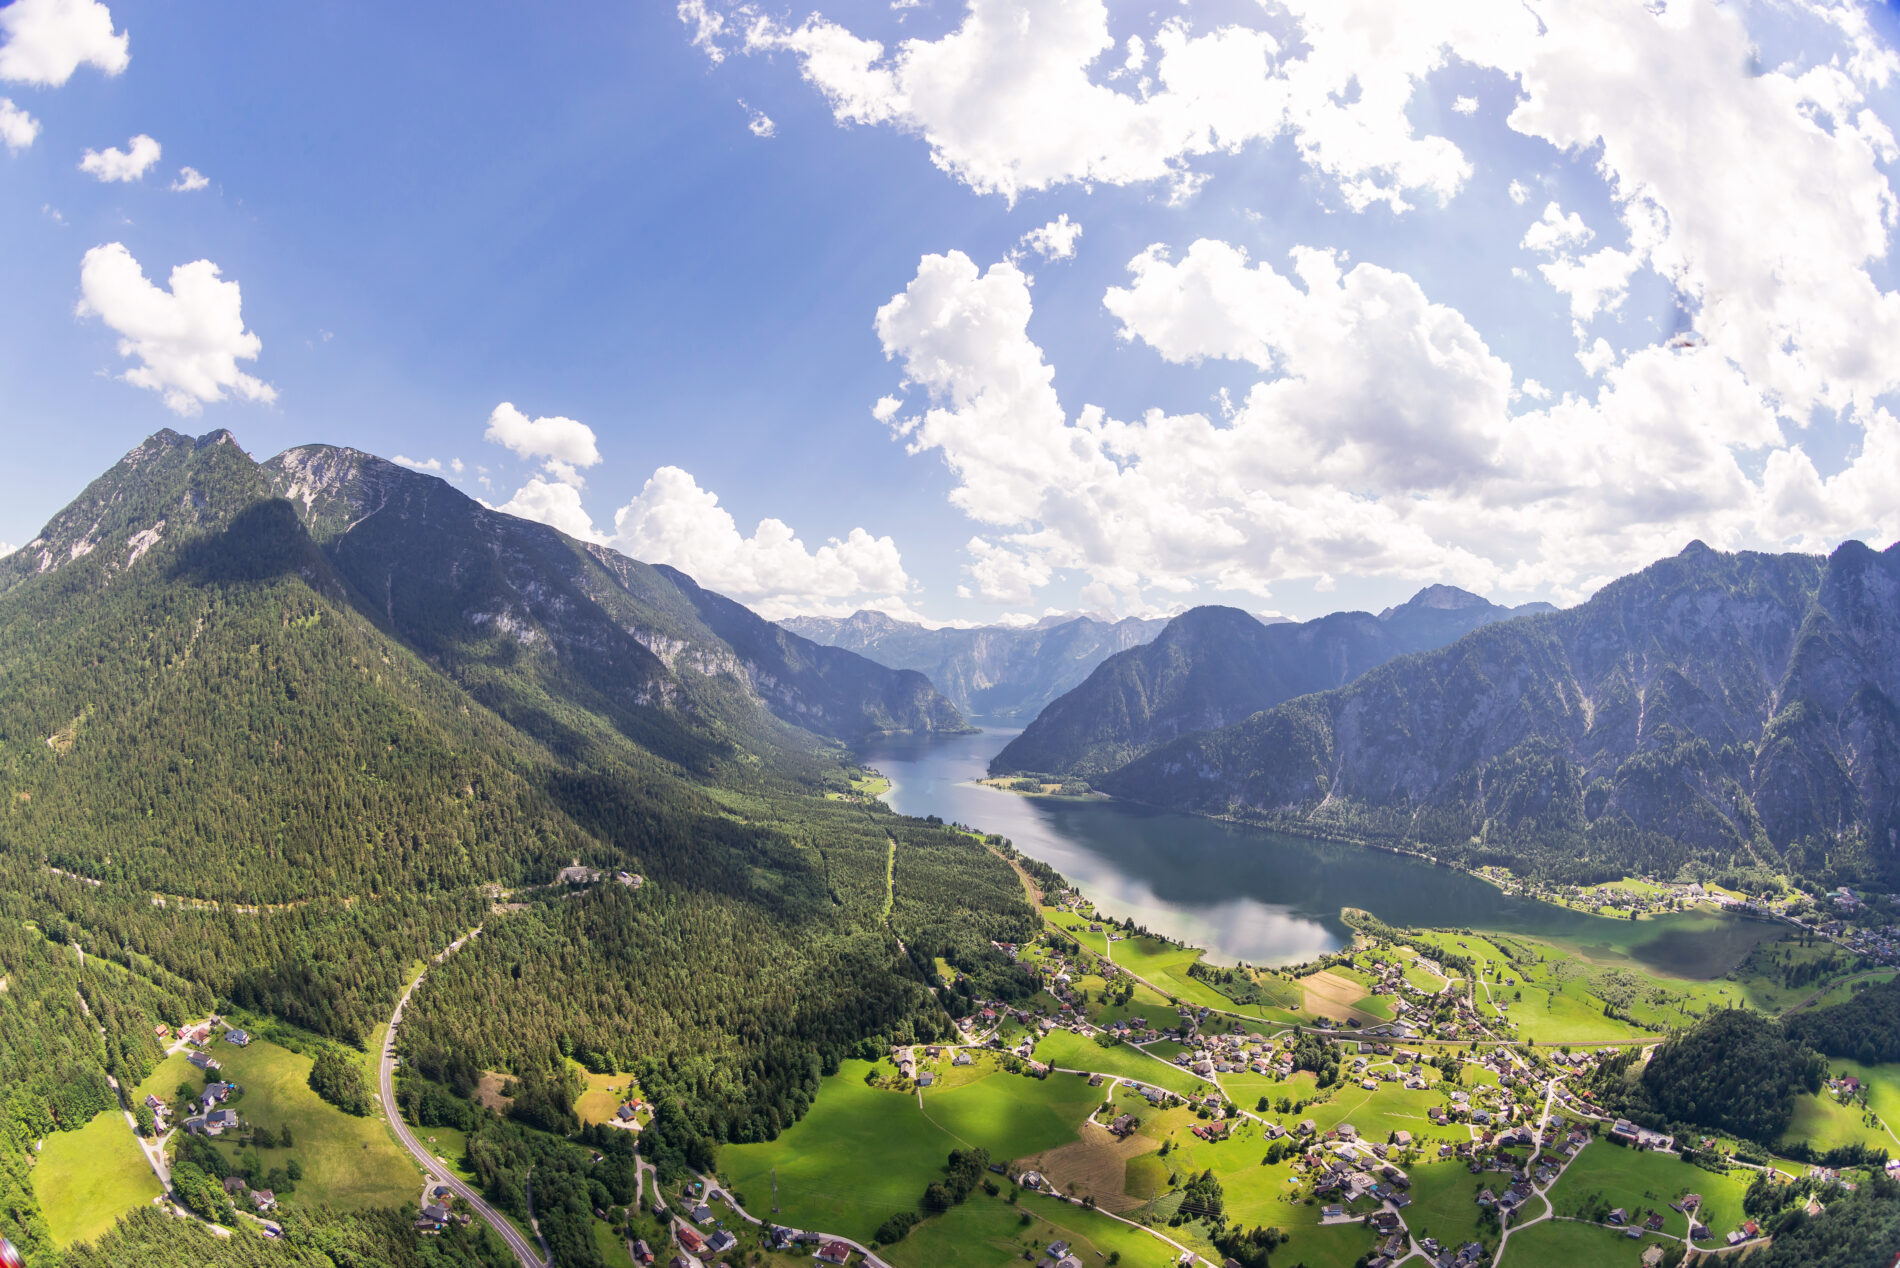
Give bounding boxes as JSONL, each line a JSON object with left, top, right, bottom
{"left": 0, "top": 433, "right": 1037, "bottom": 1264}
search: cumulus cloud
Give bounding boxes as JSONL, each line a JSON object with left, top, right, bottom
{"left": 79, "top": 132, "right": 159, "bottom": 182}
{"left": 871, "top": 238, "right": 1899, "bottom": 612}
{"left": 734, "top": 0, "right": 1286, "bottom": 202}
{"left": 483, "top": 402, "right": 601, "bottom": 472}
{"left": 612, "top": 466, "right": 913, "bottom": 617}
{"left": 75, "top": 243, "right": 275, "bottom": 415}
{"left": 1452, "top": 95, "right": 1478, "bottom": 114}
{"left": 0, "top": 96, "right": 39, "bottom": 150}
{"left": 392, "top": 455, "right": 444, "bottom": 473}
{"left": 0, "top": 0, "right": 127, "bottom": 85}
{"left": 496, "top": 476, "right": 603, "bottom": 543}
{"left": 1020, "top": 213, "right": 1081, "bottom": 261}
{"left": 1520, "top": 202, "right": 1591, "bottom": 254}
{"left": 170, "top": 165, "right": 207, "bottom": 192}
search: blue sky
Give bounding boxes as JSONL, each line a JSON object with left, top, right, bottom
{"left": 5, "top": 0, "right": 1900, "bottom": 625}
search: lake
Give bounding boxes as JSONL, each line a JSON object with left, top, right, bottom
{"left": 858, "top": 723, "right": 1781, "bottom": 980}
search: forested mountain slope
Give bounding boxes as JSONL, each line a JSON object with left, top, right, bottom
{"left": 265, "top": 443, "right": 967, "bottom": 763}
{"left": 993, "top": 586, "right": 1550, "bottom": 778}
{"left": 782, "top": 609, "right": 1165, "bottom": 719}
{"left": 0, "top": 430, "right": 1031, "bottom": 1260}
{"left": 1105, "top": 542, "right": 1900, "bottom": 884}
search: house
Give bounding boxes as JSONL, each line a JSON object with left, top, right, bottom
{"left": 1392, "top": 1130, "right": 1412, "bottom": 1147}
{"left": 223, "top": 1175, "right": 250, "bottom": 1195}
{"left": 953, "top": 1050, "right": 972, "bottom": 1066}
{"left": 705, "top": 1230, "right": 737, "bottom": 1254}
{"left": 617, "top": 1104, "right": 638, "bottom": 1122}
{"left": 206, "top": 1109, "right": 239, "bottom": 1135}
{"left": 1019, "top": 1171, "right": 1046, "bottom": 1190}
{"left": 676, "top": 1226, "right": 706, "bottom": 1254}
{"left": 632, "top": 1241, "right": 654, "bottom": 1266}
{"left": 1607, "top": 1208, "right": 1627, "bottom": 1226}
{"left": 417, "top": 1203, "right": 451, "bottom": 1232}
{"left": 250, "top": 1189, "right": 277, "bottom": 1212}
{"left": 203, "top": 1081, "right": 237, "bottom": 1106}
{"left": 918, "top": 1071, "right": 935, "bottom": 1087}
{"left": 691, "top": 1203, "right": 714, "bottom": 1224}
{"left": 187, "top": 1052, "right": 220, "bottom": 1072}
{"left": 223, "top": 1029, "right": 252, "bottom": 1047}
{"left": 816, "top": 1240, "right": 853, "bottom": 1264}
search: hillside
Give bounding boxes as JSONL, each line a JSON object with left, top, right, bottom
{"left": 992, "top": 586, "right": 1550, "bottom": 778}
{"left": 0, "top": 430, "right": 1032, "bottom": 1259}
{"left": 1103, "top": 542, "right": 1900, "bottom": 884}
{"left": 781, "top": 609, "right": 1166, "bottom": 720}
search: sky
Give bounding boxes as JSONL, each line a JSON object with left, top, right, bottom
{"left": 4, "top": 0, "right": 1900, "bottom": 626}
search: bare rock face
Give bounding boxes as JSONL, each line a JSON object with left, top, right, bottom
{"left": 1105, "top": 542, "right": 1900, "bottom": 885}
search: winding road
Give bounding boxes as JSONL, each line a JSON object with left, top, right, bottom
{"left": 377, "top": 929, "right": 550, "bottom": 1268}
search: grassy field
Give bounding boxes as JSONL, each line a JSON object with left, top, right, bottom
{"left": 1110, "top": 937, "right": 1300, "bottom": 1019}
{"left": 33, "top": 1110, "right": 162, "bottom": 1247}
{"left": 1033, "top": 1030, "right": 1210, "bottom": 1097}
{"left": 568, "top": 1059, "right": 641, "bottom": 1128}
{"left": 1827, "top": 1059, "right": 1900, "bottom": 1143}
{"left": 720, "top": 1057, "right": 1097, "bottom": 1244}
{"left": 1546, "top": 1143, "right": 1751, "bottom": 1242}
{"left": 882, "top": 1187, "right": 1186, "bottom": 1268}
{"left": 1497, "top": 1217, "right": 1672, "bottom": 1268}
{"left": 193, "top": 1035, "right": 419, "bottom": 1208}
{"left": 1780, "top": 1090, "right": 1895, "bottom": 1154}
{"left": 1404, "top": 1160, "right": 1497, "bottom": 1255}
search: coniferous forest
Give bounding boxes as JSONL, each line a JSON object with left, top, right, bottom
{"left": 0, "top": 432, "right": 1030, "bottom": 1264}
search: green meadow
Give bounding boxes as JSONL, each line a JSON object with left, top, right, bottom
{"left": 1033, "top": 1029, "right": 1210, "bottom": 1097}
{"left": 160, "top": 1034, "right": 420, "bottom": 1209}
{"left": 1547, "top": 1142, "right": 1751, "bottom": 1243}
{"left": 33, "top": 1108, "right": 162, "bottom": 1247}
{"left": 719, "top": 1056, "right": 1097, "bottom": 1244}
{"left": 1497, "top": 1217, "right": 1672, "bottom": 1268}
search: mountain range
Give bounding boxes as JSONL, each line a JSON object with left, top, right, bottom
{"left": 1101, "top": 542, "right": 1900, "bottom": 885}
{"left": 781, "top": 608, "right": 1167, "bottom": 720}
{"left": 991, "top": 585, "right": 1553, "bottom": 779}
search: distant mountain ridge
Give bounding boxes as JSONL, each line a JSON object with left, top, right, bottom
{"left": 781, "top": 609, "right": 1167, "bottom": 720}
{"left": 1104, "top": 542, "right": 1900, "bottom": 885}
{"left": 991, "top": 587, "right": 1552, "bottom": 778}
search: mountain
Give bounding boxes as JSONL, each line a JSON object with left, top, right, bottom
{"left": 263, "top": 443, "right": 968, "bottom": 760}
{"left": 0, "top": 429, "right": 1025, "bottom": 1236}
{"left": 780, "top": 609, "right": 1167, "bottom": 720}
{"left": 1102, "top": 542, "right": 1900, "bottom": 885}
{"left": 991, "top": 586, "right": 1552, "bottom": 778}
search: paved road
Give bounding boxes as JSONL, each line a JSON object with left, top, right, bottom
{"left": 377, "top": 930, "right": 549, "bottom": 1268}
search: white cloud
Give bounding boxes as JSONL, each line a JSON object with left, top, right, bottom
{"left": 0, "top": 0, "right": 127, "bottom": 85}
{"left": 963, "top": 535, "right": 1050, "bottom": 603}
{"left": 612, "top": 466, "right": 913, "bottom": 617}
{"left": 0, "top": 96, "right": 39, "bottom": 150}
{"left": 170, "top": 165, "right": 208, "bottom": 192}
{"left": 1020, "top": 213, "right": 1082, "bottom": 261}
{"left": 1520, "top": 201, "right": 1591, "bottom": 253}
{"left": 1507, "top": 178, "right": 1529, "bottom": 204}
{"left": 740, "top": 98, "right": 776, "bottom": 137}
{"left": 75, "top": 242, "right": 276, "bottom": 416}
{"left": 79, "top": 132, "right": 159, "bottom": 182}
{"left": 737, "top": 0, "right": 1286, "bottom": 202}
{"left": 870, "top": 237, "right": 1897, "bottom": 613}
{"left": 483, "top": 403, "right": 601, "bottom": 471}
{"left": 677, "top": 0, "right": 726, "bottom": 62}
{"left": 392, "top": 455, "right": 443, "bottom": 473}
{"left": 0, "top": 541, "right": 15, "bottom": 557}
{"left": 496, "top": 476, "right": 603, "bottom": 543}
{"left": 1452, "top": 95, "right": 1478, "bottom": 115}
